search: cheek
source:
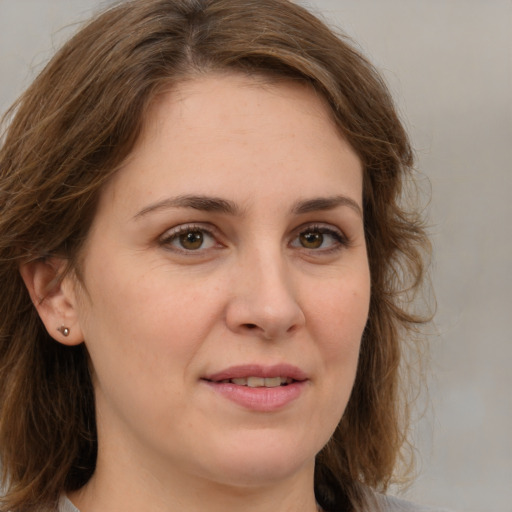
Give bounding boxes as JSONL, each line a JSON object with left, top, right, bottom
{"left": 77, "top": 266, "right": 220, "bottom": 421}
{"left": 79, "top": 259, "right": 224, "bottom": 373}
{"left": 311, "top": 281, "right": 370, "bottom": 356}
{"left": 309, "top": 281, "right": 369, "bottom": 429}
{"left": 304, "top": 283, "right": 369, "bottom": 448}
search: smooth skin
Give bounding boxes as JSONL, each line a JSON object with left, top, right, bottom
{"left": 21, "top": 73, "right": 371, "bottom": 512}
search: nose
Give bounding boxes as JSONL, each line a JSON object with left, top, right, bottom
{"left": 225, "top": 251, "right": 306, "bottom": 340}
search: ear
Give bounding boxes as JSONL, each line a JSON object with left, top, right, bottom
{"left": 19, "top": 258, "right": 84, "bottom": 346}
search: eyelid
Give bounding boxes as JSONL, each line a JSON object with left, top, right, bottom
{"left": 157, "top": 221, "right": 350, "bottom": 257}
{"left": 290, "top": 223, "right": 350, "bottom": 251}
{"left": 158, "top": 223, "right": 223, "bottom": 253}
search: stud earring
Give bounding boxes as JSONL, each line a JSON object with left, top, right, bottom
{"left": 57, "top": 325, "right": 70, "bottom": 337}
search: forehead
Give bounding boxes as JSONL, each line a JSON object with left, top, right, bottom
{"left": 97, "top": 72, "right": 362, "bottom": 215}
{"left": 142, "top": 72, "right": 340, "bottom": 145}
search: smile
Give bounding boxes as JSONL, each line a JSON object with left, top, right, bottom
{"left": 216, "top": 377, "right": 294, "bottom": 387}
{"left": 202, "top": 364, "right": 308, "bottom": 411}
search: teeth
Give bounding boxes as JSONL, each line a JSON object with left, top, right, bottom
{"left": 231, "top": 377, "right": 249, "bottom": 386}
{"left": 228, "top": 377, "right": 292, "bottom": 387}
{"left": 263, "top": 377, "right": 282, "bottom": 388}
{"left": 247, "top": 376, "right": 265, "bottom": 387}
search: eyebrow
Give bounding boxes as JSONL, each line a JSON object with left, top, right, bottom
{"left": 134, "top": 194, "right": 240, "bottom": 219}
{"left": 292, "top": 195, "right": 362, "bottom": 217}
{"left": 133, "top": 193, "right": 362, "bottom": 219}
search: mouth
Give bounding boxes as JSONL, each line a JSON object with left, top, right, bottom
{"left": 207, "top": 376, "right": 295, "bottom": 388}
{"left": 202, "top": 364, "right": 308, "bottom": 388}
{"left": 202, "top": 365, "right": 308, "bottom": 411}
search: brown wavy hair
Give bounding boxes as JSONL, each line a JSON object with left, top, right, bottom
{"left": 0, "top": 1, "right": 430, "bottom": 510}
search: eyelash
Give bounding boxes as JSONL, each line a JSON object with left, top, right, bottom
{"left": 158, "top": 224, "right": 220, "bottom": 254}
{"left": 158, "top": 223, "right": 349, "bottom": 255}
{"left": 291, "top": 224, "right": 350, "bottom": 254}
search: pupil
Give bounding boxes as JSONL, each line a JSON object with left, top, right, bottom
{"left": 301, "top": 232, "right": 323, "bottom": 248}
{"left": 180, "top": 231, "right": 203, "bottom": 250}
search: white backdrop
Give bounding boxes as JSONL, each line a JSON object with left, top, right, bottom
{"left": 1, "top": 1, "right": 511, "bottom": 511}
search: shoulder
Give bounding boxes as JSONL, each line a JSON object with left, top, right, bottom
{"left": 375, "top": 494, "right": 454, "bottom": 512}
{"left": 58, "top": 496, "right": 80, "bottom": 512}
{"left": 319, "top": 484, "right": 454, "bottom": 512}
{"left": 58, "top": 493, "right": 452, "bottom": 512}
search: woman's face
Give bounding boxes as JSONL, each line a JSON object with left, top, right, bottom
{"left": 71, "top": 74, "right": 370, "bottom": 489}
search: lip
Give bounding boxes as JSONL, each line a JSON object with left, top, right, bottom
{"left": 202, "top": 364, "right": 308, "bottom": 412}
{"left": 204, "top": 364, "right": 308, "bottom": 382}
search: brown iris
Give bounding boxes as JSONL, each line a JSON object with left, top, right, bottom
{"left": 179, "top": 230, "right": 204, "bottom": 250}
{"left": 299, "top": 231, "right": 323, "bottom": 249}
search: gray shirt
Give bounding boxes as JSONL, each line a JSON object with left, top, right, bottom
{"left": 58, "top": 494, "right": 452, "bottom": 512}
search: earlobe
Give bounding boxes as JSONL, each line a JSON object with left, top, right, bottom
{"left": 19, "top": 258, "right": 84, "bottom": 346}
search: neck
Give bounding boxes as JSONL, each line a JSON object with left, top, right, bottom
{"left": 69, "top": 450, "right": 319, "bottom": 512}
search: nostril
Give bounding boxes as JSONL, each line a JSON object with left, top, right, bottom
{"left": 243, "top": 323, "right": 258, "bottom": 330}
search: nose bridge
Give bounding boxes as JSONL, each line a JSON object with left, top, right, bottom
{"left": 226, "top": 242, "right": 305, "bottom": 339}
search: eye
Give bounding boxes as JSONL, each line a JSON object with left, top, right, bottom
{"left": 291, "top": 225, "right": 347, "bottom": 252}
{"left": 160, "top": 225, "right": 218, "bottom": 252}
{"left": 299, "top": 231, "right": 325, "bottom": 249}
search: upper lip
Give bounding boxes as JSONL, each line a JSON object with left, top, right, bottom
{"left": 203, "top": 364, "right": 308, "bottom": 382}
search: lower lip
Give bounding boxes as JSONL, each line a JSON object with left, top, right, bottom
{"left": 203, "top": 381, "right": 307, "bottom": 412}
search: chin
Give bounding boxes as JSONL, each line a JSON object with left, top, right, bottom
{"left": 195, "top": 431, "right": 319, "bottom": 488}
{"left": 210, "top": 458, "right": 314, "bottom": 490}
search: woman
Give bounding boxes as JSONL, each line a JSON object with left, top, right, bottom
{"left": 0, "top": 1, "right": 436, "bottom": 511}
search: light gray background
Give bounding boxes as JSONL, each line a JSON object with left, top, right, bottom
{"left": 1, "top": 1, "right": 511, "bottom": 511}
